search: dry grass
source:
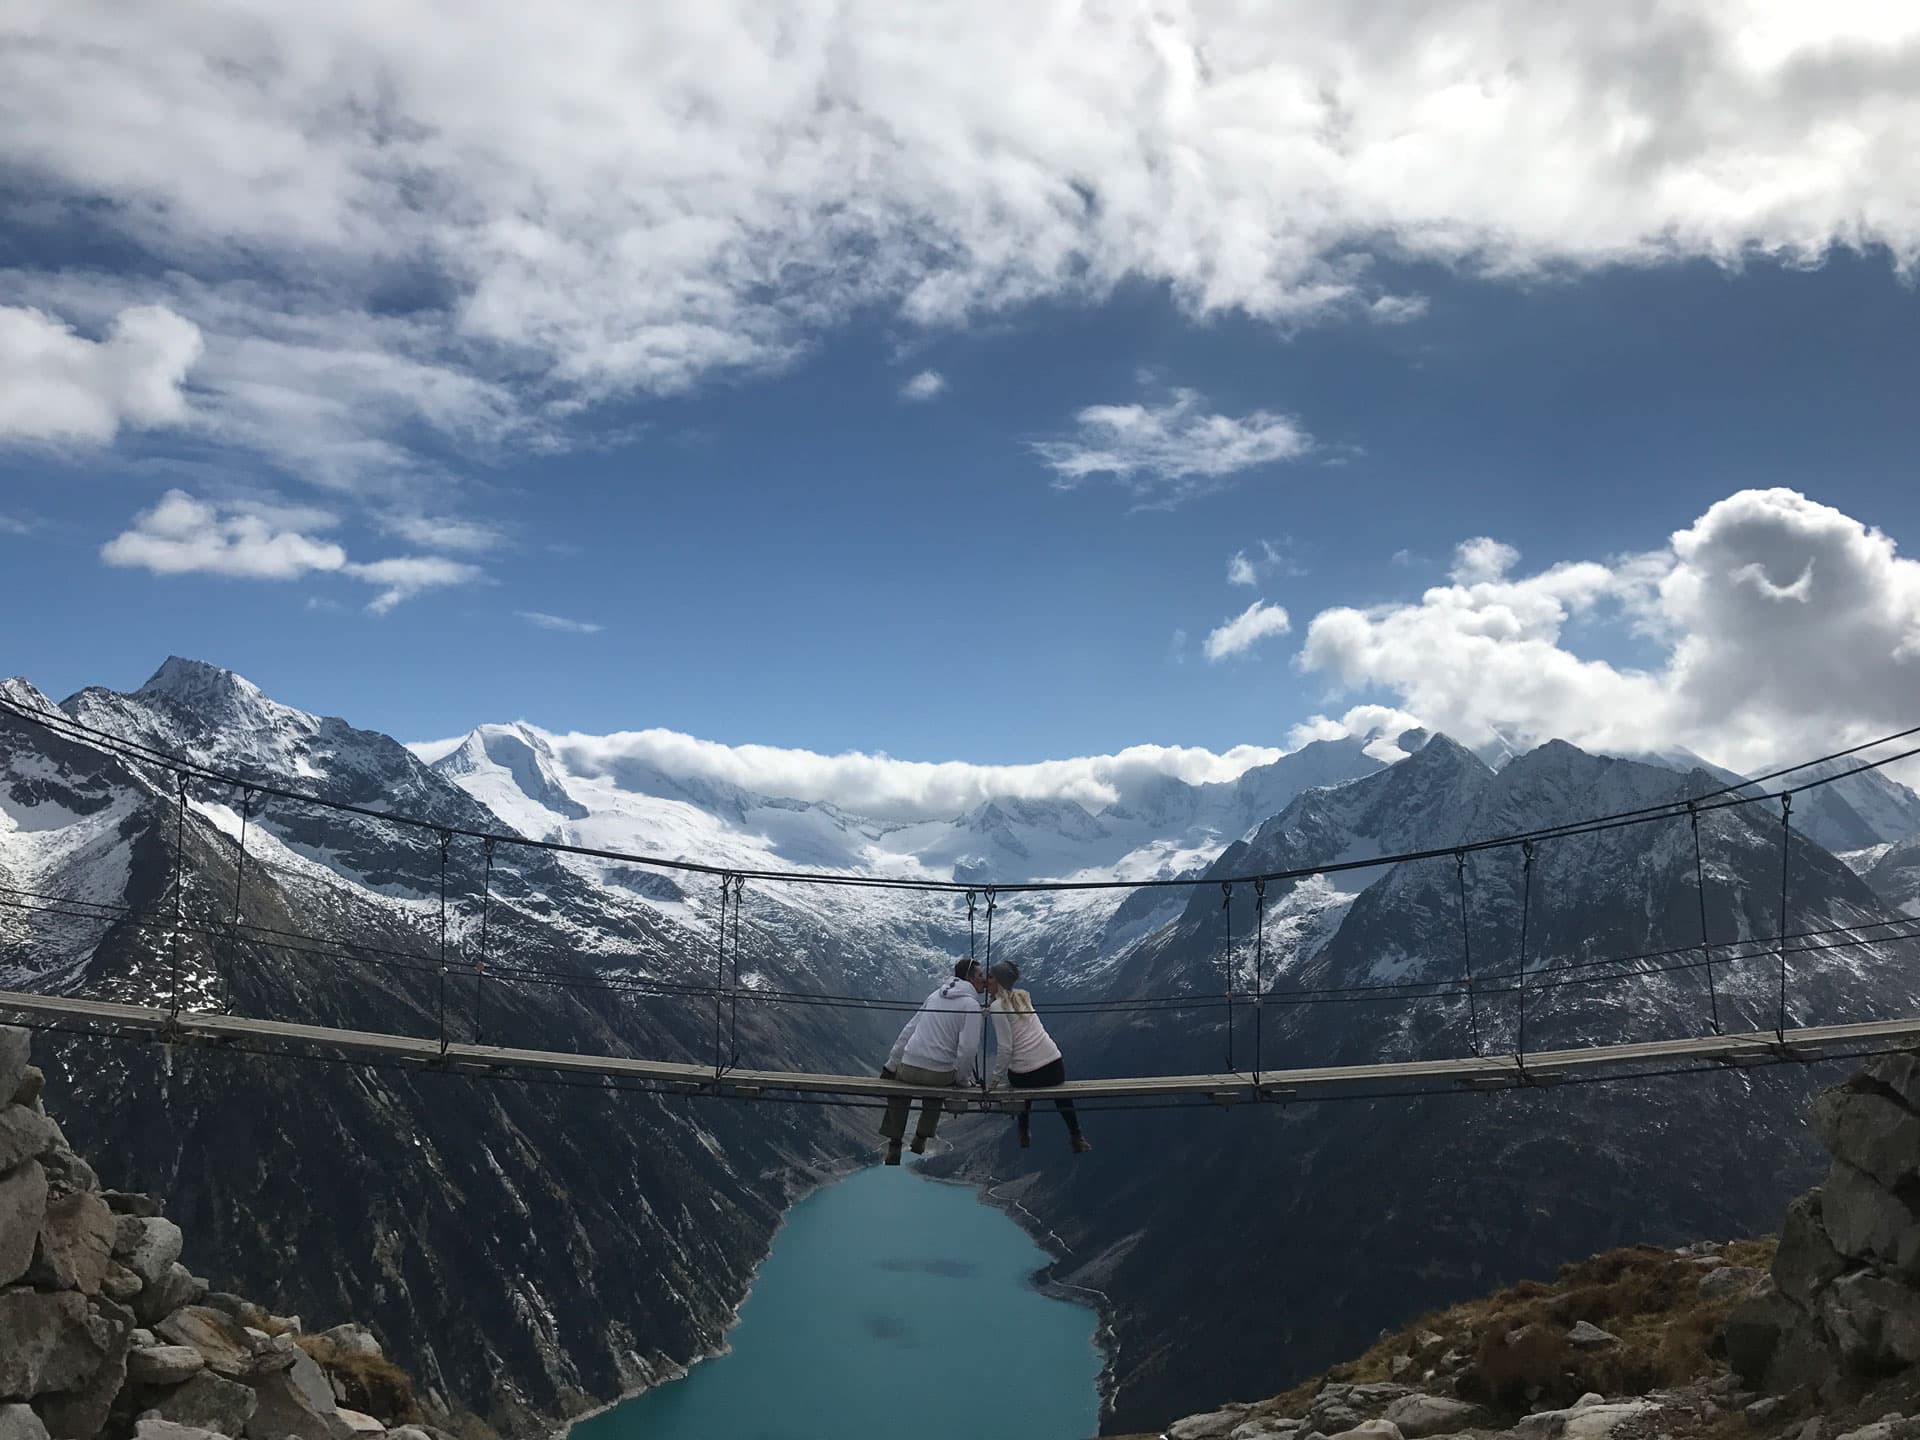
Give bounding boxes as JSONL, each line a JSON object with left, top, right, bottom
{"left": 1264, "top": 1239, "right": 1779, "bottom": 1418}
{"left": 296, "top": 1335, "right": 424, "bottom": 1426}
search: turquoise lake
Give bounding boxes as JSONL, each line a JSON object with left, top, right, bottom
{"left": 575, "top": 1165, "right": 1102, "bottom": 1440}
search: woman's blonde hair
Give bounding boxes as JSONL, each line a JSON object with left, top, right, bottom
{"left": 996, "top": 986, "right": 1035, "bottom": 1015}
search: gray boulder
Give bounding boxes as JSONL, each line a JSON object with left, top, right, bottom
{"left": 1821, "top": 1163, "right": 1920, "bottom": 1274}
{"left": 0, "top": 1407, "right": 48, "bottom": 1440}
{"left": 0, "top": 1158, "right": 49, "bottom": 1285}
{"left": 102, "top": 1190, "right": 162, "bottom": 1218}
{"left": 0, "top": 1028, "right": 28, "bottom": 1105}
{"left": 35, "top": 1308, "right": 131, "bottom": 1440}
{"left": 1822, "top": 1272, "right": 1920, "bottom": 1369}
{"left": 157, "top": 1306, "right": 290, "bottom": 1380}
{"left": 244, "top": 1351, "right": 354, "bottom": 1440}
{"left": 11, "top": 1066, "right": 43, "bottom": 1110}
{"left": 1169, "top": 1408, "right": 1255, "bottom": 1439}
{"left": 333, "top": 1410, "right": 385, "bottom": 1437}
{"left": 1775, "top": 1192, "right": 1849, "bottom": 1306}
{"left": 1326, "top": 1424, "right": 1402, "bottom": 1440}
{"left": 0, "top": 1106, "right": 56, "bottom": 1172}
{"left": 1833, "top": 1421, "right": 1920, "bottom": 1440}
{"left": 102, "top": 1262, "right": 143, "bottom": 1303}
{"left": 1699, "top": 1264, "right": 1767, "bottom": 1301}
{"left": 136, "top": 1263, "right": 209, "bottom": 1326}
{"left": 1870, "top": 1054, "right": 1920, "bottom": 1111}
{"left": 1813, "top": 1089, "right": 1920, "bottom": 1190}
{"left": 27, "top": 1190, "right": 117, "bottom": 1295}
{"left": 125, "top": 1217, "right": 186, "bottom": 1288}
{"left": 139, "top": 1371, "right": 257, "bottom": 1436}
{"left": 1566, "top": 1320, "right": 1619, "bottom": 1349}
{"left": 38, "top": 1144, "right": 99, "bottom": 1197}
{"left": 128, "top": 1344, "right": 209, "bottom": 1385}
{"left": 1382, "top": 1395, "right": 1482, "bottom": 1438}
{"left": 136, "top": 1422, "right": 225, "bottom": 1440}
{"left": 0, "top": 1289, "right": 114, "bottom": 1397}
{"left": 316, "top": 1323, "right": 382, "bottom": 1358}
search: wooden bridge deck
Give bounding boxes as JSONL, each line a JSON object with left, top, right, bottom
{"left": 3, "top": 988, "right": 1916, "bottom": 1107}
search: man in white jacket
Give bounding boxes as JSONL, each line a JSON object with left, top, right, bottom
{"left": 878, "top": 959, "right": 989, "bottom": 1164}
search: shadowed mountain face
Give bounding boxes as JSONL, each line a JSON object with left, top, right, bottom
{"left": 925, "top": 740, "right": 1920, "bottom": 1434}
{"left": 0, "top": 662, "right": 904, "bottom": 1433}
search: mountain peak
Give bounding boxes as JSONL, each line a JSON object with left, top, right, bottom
{"left": 137, "top": 655, "right": 268, "bottom": 709}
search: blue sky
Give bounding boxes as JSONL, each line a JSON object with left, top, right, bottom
{"left": 4, "top": 4, "right": 1920, "bottom": 800}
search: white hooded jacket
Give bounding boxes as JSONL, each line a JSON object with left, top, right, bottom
{"left": 887, "top": 977, "right": 987, "bottom": 1083}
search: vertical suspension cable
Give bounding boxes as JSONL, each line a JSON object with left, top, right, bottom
{"left": 1688, "top": 804, "right": 1721, "bottom": 1037}
{"left": 1252, "top": 878, "right": 1266, "bottom": 1085}
{"left": 1220, "top": 881, "right": 1235, "bottom": 1073}
{"left": 473, "top": 837, "right": 496, "bottom": 1046}
{"left": 1516, "top": 840, "right": 1535, "bottom": 1065}
{"left": 980, "top": 888, "right": 996, "bottom": 1098}
{"left": 1776, "top": 794, "right": 1793, "bottom": 1043}
{"left": 221, "top": 785, "right": 252, "bottom": 1014}
{"left": 436, "top": 831, "right": 452, "bottom": 1054}
{"left": 712, "top": 872, "right": 733, "bottom": 1080}
{"left": 728, "top": 874, "right": 744, "bottom": 1070}
{"left": 1454, "top": 851, "right": 1481, "bottom": 1058}
{"left": 169, "top": 771, "right": 189, "bottom": 1020}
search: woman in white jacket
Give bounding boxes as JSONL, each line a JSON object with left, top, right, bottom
{"left": 986, "top": 961, "right": 1092, "bottom": 1153}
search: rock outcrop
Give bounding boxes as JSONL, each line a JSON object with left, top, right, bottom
{"left": 1151, "top": 1051, "right": 1920, "bottom": 1440}
{"left": 1730, "top": 1054, "right": 1920, "bottom": 1398}
{"left": 0, "top": 1027, "right": 477, "bottom": 1440}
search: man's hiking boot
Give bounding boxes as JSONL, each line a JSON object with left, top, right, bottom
{"left": 884, "top": 1140, "right": 903, "bottom": 1166}
{"left": 1070, "top": 1134, "right": 1093, "bottom": 1154}
{"left": 910, "top": 1136, "right": 929, "bottom": 1155}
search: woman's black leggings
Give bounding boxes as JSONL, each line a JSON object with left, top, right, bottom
{"left": 1010, "top": 1057, "right": 1081, "bottom": 1135}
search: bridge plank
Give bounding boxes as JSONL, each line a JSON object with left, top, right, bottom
{"left": 2, "top": 988, "right": 1916, "bottom": 1104}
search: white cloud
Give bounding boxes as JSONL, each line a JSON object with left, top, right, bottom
{"left": 1369, "top": 295, "right": 1431, "bottom": 325}
{"left": 1295, "top": 488, "right": 1920, "bottom": 774}
{"left": 1204, "top": 600, "right": 1294, "bottom": 661}
{"left": 1032, "top": 388, "right": 1313, "bottom": 505}
{"left": 100, "top": 488, "right": 483, "bottom": 611}
{"left": 0, "top": 514, "right": 35, "bottom": 536}
{"left": 346, "top": 555, "right": 485, "bottom": 615}
{"left": 1449, "top": 536, "right": 1522, "bottom": 584}
{"left": 900, "top": 369, "right": 946, "bottom": 401}
{"left": 0, "top": 304, "right": 201, "bottom": 444}
{"left": 444, "top": 726, "right": 1291, "bottom": 824}
{"left": 517, "top": 610, "right": 603, "bottom": 634}
{"left": 11, "top": 3, "right": 1916, "bottom": 491}
{"left": 101, "top": 490, "right": 347, "bottom": 580}
{"left": 1227, "top": 538, "right": 1304, "bottom": 586}
{"left": 379, "top": 513, "right": 507, "bottom": 553}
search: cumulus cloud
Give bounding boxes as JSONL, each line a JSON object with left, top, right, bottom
{"left": 1295, "top": 488, "right": 1920, "bottom": 774}
{"left": 1204, "top": 600, "right": 1294, "bottom": 661}
{"left": 900, "top": 369, "right": 946, "bottom": 401}
{"left": 439, "top": 727, "right": 1291, "bottom": 823}
{"left": 7, "top": 5, "right": 1920, "bottom": 490}
{"left": 0, "top": 304, "right": 201, "bottom": 444}
{"left": 1032, "top": 389, "right": 1313, "bottom": 505}
{"left": 1450, "top": 537, "right": 1522, "bottom": 584}
{"left": 101, "top": 490, "right": 346, "bottom": 579}
{"left": 101, "top": 489, "right": 483, "bottom": 611}
{"left": 517, "top": 610, "right": 603, "bottom": 634}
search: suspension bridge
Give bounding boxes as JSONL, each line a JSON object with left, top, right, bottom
{"left": 4, "top": 691, "right": 1920, "bottom": 1114}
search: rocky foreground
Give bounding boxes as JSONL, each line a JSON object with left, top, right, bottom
{"left": 1143, "top": 1051, "right": 1920, "bottom": 1440}
{"left": 1, "top": 1026, "right": 491, "bottom": 1440}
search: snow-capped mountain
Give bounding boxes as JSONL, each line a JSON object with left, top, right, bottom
{"left": 8, "top": 657, "right": 1919, "bottom": 1439}
{"left": 927, "top": 737, "right": 1920, "bottom": 1434}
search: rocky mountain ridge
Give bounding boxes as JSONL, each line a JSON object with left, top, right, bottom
{"left": 2, "top": 1022, "right": 483, "bottom": 1440}
{"left": 1145, "top": 1048, "right": 1920, "bottom": 1440}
